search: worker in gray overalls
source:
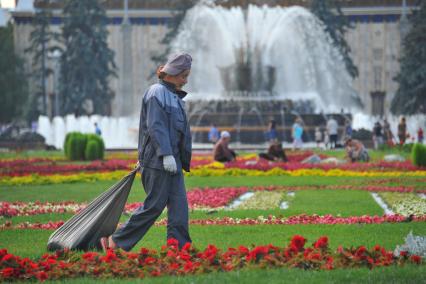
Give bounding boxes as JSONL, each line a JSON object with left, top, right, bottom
{"left": 102, "top": 53, "right": 193, "bottom": 250}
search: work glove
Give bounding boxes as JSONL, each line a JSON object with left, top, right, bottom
{"left": 163, "top": 155, "right": 177, "bottom": 174}
{"left": 134, "top": 161, "right": 140, "bottom": 169}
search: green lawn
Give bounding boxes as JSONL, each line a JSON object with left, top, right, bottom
{"left": 0, "top": 188, "right": 384, "bottom": 225}
{"left": 285, "top": 190, "right": 383, "bottom": 217}
{"left": 2, "top": 175, "right": 424, "bottom": 203}
{"left": 2, "top": 223, "right": 425, "bottom": 258}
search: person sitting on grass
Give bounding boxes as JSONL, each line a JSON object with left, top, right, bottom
{"left": 213, "top": 131, "right": 236, "bottom": 163}
{"left": 344, "top": 138, "right": 369, "bottom": 163}
{"left": 259, "top": 139, "right": 288, "bottom": 162}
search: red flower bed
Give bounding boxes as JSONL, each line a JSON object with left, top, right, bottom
{"left": 187, "top": 187, "right": 248, "bottom": 208}
{"left": 221, "top": 160, "right": 420, "bottom": 172}
{"left": 2, "top": 214, "right": 425, "bottom": 230}
{"left": 0, "top": 159, "right": 132, "bottom": 177}
{"left": 1, "top": 151, "right": 423, "bottom": 177}
{"left": 0, "top": 236, "right": 422, "bottom": 282}
{"left": 0, "top": 187, "right": 247, "bottom": 217}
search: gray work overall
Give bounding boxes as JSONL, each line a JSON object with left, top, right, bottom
{"left": 112, "top": 80, "right": 192, "bottom": 251}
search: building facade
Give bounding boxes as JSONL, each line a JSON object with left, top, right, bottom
{"left": 9, "top": 0, "right": 418, "bottom": 117}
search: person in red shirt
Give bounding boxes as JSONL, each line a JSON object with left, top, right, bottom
{"left": 418, "top": 127, "right": 424, "bottom": 144}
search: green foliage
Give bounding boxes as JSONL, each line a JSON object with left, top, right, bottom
{"left": 0, "top": 24, "right": 28, "bottom": 123}
{"left": 411, "top": 143, "right": 426, "bottom": 167}
{"left": 63, "top": 132, "right": 75, "bottom": 157}
{"left": 379, "top": 143, "right": 413, "bottom": 153}
{"left": 84, "top": 140, "right": 100, "bottom": 161}
{"left": 60, "top": 0, "right": 117, "bottom": 116}
{"left": 66, "top": 133, "right": 87, "bottom": 161}
{"left": 85, "top": 134, "right": 105, "bottom": 160}
{"left": 310, "top": 0, "right": 359, "bottom": 79}
{"left": 24, "top": 8, "right": 58, "bottom": 119}
{"left": 64, "top": 132, "right": 104, "bottom": 160}
{"left": 351, "top": 128, "right": 372, "bottom": 140}
{"left": 391, "top": 2, "right": 426, "bottom": 115}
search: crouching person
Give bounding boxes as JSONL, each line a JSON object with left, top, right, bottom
{"left": 345, "top": 138, "right": 369, "bottom": 163}
{"left": 213, "top": 131, "right": 237, "bottom": 163}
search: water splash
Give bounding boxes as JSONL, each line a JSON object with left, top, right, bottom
{"left": 172, "top": 3, "right": 361, "bottom": 112}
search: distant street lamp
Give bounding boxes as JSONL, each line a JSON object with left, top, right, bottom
{"left": 47, "top": 49, "right": 61, "bottom": 117}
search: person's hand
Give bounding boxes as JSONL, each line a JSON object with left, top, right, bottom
{"left": 163, "top": 155, "right": 177, "bottom": 174}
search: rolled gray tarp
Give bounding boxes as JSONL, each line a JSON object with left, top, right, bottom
{"left": 47, "top": 166, "right": 139, "bottom": 251}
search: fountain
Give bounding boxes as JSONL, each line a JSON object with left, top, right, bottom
{"left": 170, "top": 3, "right": 363, "bottom": 144}
{"left": 173, "top": 4, "right": 361, "bottom": 106}
{"left": 35, "top": 2, "right": 426, "bottom": 149}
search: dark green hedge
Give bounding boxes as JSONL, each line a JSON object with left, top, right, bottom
{"left": 63, "top": 132, "right": 105, "bottom": 161}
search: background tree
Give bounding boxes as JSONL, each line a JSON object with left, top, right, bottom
{"left": 310, "top": 0, "right": 359, "bottom": 78}
{"left": 25, "top": 8, "right": 57, "bottom": 120}
{"left": 0, "top": 24, "right": 28, "bottom": 124}
{"left": 391, "top": 1, "right": 426, "bottom": 115}
{"left": 150, "top": 0, "right": 197, "bottom": 76}
{"left": 60, "top": 0, "right": 116, "bottom": 116}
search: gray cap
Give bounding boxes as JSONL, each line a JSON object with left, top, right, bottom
{"left": 162, "top": 53, "right": 192, "bottom": 76}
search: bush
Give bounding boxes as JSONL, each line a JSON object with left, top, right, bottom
{"left": 67, "top": 133, "right": 87, "bottom": 161}
{"left": 64, "top": 132, "right": 105, "bottom": 161}
{"left": 85, "top": 134, "right": 105, "bottom": 160}
{"left": 411, "top": 143, "right": 426, "bottom": 167}
{"left": 85, "top": 140, "right": 100, "bottom": 161}
{"left": 64, "top": 132, "right": 77, "bottom": 157}
{"left": 352, "top": 128, "right": 372, "bottom": 141}
{"left": 400, "top": 143, "right": 414, "bottom": 153}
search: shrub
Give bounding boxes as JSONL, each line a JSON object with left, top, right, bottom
{"left": 64, "top": 132, "right": 77, "bottom": 157}
{"left": 412, "top": 143, "right": 426, "bottom": 167}
{"left": 85, "top": 140, "right": 100, "bottom": 161}
{"left": 400, "top": 143, "right": 414, "bottom": 153}
{"left": 64, "top": 132, "right": 105, "bottom": 160}
{"left": 67, "top": 133, "right": 87, "bottom": 161}
{"left": 352, "top": 128, "right": 372, "bottom": 141}
{"left": 85, "top": 134, "right": 105, "bottom": 160}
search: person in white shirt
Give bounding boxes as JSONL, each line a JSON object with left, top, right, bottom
{"left": 315, "top": 127, "right": 322, "bottom": 148}
{"left": 326, "top": 117, "right": 339, "bottom": 149}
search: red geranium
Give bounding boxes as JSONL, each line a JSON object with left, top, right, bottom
{"left": 1, "top": 267, "right": 14, "bottom": 278}
{"left": 410, "top": 255, "right": 422, "bottom": 264}
{"left": 36, "top": 271, "right": 48, "bottom": 281}
{"left": 290, "top": 235, "right": 306, "bottom": 252}
{"left": 167, "top": 238, "right": 179, "bottom": 248}
{"left": 313, "top": 236, "right": 329, "bottom": 249}
{"left": 1, "top": 254, "right": 14, "bottom": 262}
{"left": 82, "top": 251, "right": 98, "bottom": 261}
{"left": 355, "top": 246, "right": 367, "bottom": 258}
{"left": 144, "top": 257, "right": 156, "bottom": 265}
